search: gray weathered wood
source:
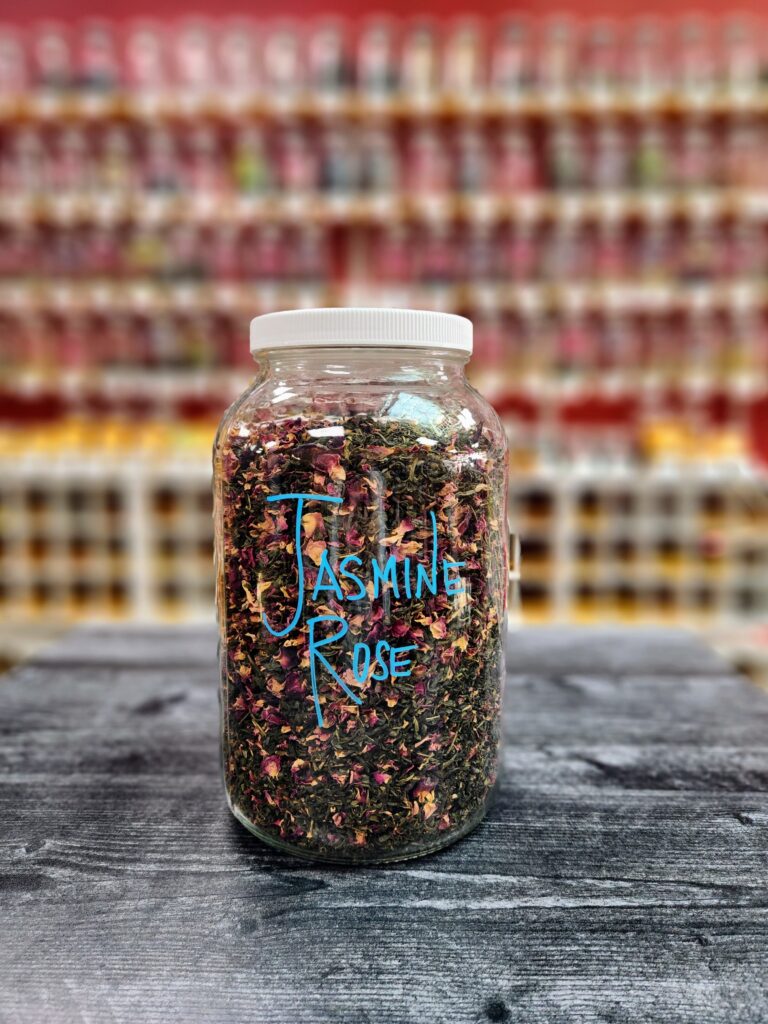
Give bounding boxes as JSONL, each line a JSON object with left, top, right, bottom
{"left": 1, "top": 625, "right": 767, "bottom": 1024}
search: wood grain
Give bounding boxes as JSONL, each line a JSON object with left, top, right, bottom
{"left": 1, "top": 625, "right": 767, "bottom": 1024}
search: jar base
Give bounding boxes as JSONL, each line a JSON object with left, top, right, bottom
{"left": 227, "top": 793, "right": 490, "bottom": 866}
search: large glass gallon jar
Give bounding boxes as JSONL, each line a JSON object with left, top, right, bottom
{"left": 213, "top": 308, "right": 508, "bottom": 863}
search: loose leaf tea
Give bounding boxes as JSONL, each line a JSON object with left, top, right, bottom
{"left": 216, "top": 409, "right": 507, "bottom": 862}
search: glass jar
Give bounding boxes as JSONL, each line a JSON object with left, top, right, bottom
{"left": 213, "top": 308, "right": 509, "bottom": 863}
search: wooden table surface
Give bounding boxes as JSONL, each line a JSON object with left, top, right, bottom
{"left": 1, "top": 625, "right": 767, "bottom": 1024}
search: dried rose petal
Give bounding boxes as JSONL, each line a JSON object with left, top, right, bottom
{"left": 301, "top": 512, "right": 325, "bottom": 537}
{"left": 305, "top": 540, "right": 327, "bottom": 566}
{"left": 261, "top": 755, "right": 282, "bottom": 778}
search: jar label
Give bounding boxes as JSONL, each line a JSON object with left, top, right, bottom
{"left": 259, "top": 492, "right": 466, "bottom": 727}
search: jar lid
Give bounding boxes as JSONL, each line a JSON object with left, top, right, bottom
{"left": 250, "top": 307, "right": 473, "bottom": 355}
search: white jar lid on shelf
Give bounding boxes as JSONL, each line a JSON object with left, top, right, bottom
{"left": 249, "top": 307, "right": 473, "bottom": 355}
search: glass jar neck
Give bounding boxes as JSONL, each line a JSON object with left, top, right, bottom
{"left": 253, "top": 346, "right": 468, "bottom": 386}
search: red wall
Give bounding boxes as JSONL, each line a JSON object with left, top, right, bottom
{"left": 4, "top": 1, "right": 765, "bottom": 21}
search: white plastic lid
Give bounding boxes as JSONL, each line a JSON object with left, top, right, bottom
{"left": 249, "top": 307, "right": 473, "bottom": 355}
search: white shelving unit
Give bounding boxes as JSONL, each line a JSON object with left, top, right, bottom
{"left": 0, "top": 455, "right": 214, "bottom": 625}
{"left": 2, "top": 451, "right": 767, "bottom": 629}
{"left": 509, "top": 463, "right": 768, "bottom": 627}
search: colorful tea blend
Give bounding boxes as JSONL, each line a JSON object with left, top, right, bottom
{"left": 214, "top": 308, "right": 508, "bottom": 863}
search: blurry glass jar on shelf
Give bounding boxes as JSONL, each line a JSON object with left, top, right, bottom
{"left": 672, "top": 119, "right": 713, "bottom": 190}
{"left": 540, "top": 220, "right": 586, "bottom": 283}
{"left": 166, "top": 224, "right": 206, "bottom": 282}
{"left": 401, "top": 21, "right": 439, "bottom": 100}
{"left": 142, "top": 127, "right": 182, "bottom": 193}
{"left": 186, "top": 125, "right": 226, "bottom": 194}
{"left": 597, "top": 311, "right": 640, "bottom": 372}
{"left": 217, "top": 18, "right": 260, "bottom": 99}
{"left": 454, "top": 126, "right": 489, "bottom": 194}
{"left": 240, "top": 225, "right": 287, "bottom": 285}
{"left": 720, "top": 222, "right": 767, "bottom": 281}
{"left": 125, "top": 224, "right": 167, "bottom": 280}
{"left": 592, "top": 219, "right": 627, "bottom": 282}
{"left": 634, "top": 217, "right": 674, "bottom": 282}
{"left": 291, "top": 225, "right": 330, "bottom": 285}
{"left": 2, "top": 128, "right": 47, "bottom": 195}
{"left": 547, "top": 119, "right": 585, "bottom": 191}
{"left": 124, "top": 21, "right": 168, "bottom": 95}
{"left": 495, "top": 128, "right": 539, "bottom": 193}
{"left": 0, "top": 28, "right": 26, "bottom": 98}
{"left": 232, "top": 126, "right": 273, "bottom": 196}
{"left": 372, "top": 225, "right": 413, "bottom": 285}
{"left": 97, "top": 126, "right": 135, "bottom": 194}
{"left": 319, "top": 126, "right": 360, "bottom": 194}
{"left": 491, "top": 17, "right": 533, "bottom": 98}
{"left": 308, "top": 20, "right": 350, "bottom": 95}
{"left": 407, "top": 126, "right": 449, "bottom": 195}
{"left": 537, "top": 16, "right": 576, "bottom": 97}
{"left": 462, "top": 223, "right": 498, "bottom": 283}
{"left": 721, "top": 16, "right": 760, "bottom": 96}
{"left": 359, "top": 128, "right": 400, "bottom": 195}
{"left": 499, "top": 221, "right": 539, "bottom": 283}
{"left": 72, "top": 18, "right": 119, "bottom": 93}
{"left": 213, "top": 307, "right": 509, "bottom": 863}
{"left": 172, "top": 19, "right": 216, "bottom": 97}
{"left": 676, "top": 15, "right": 714, "bottom": 98}
{"left": 417, "top": 223, "right": 458, "bottom": 285}
{"left": 590, "top": 121, "right": 630, "bottom": 191}
{"left": 50, "top": 126, "right": 93, "bottom": 194}
{"left": 632, "top": 119, "right": 668, "bottom": 190}
{"left": 208, "top": 225, "right": 241, "bottom": 281}
{"left": 357, "top": 19, "right": 398, "bottom": 98}
{"left": 76, "top": 19, "right": 120, "bottom": 92}
{"left": 580, "top": 18, "right": 620, "bottom": 99}
{"left": 262, "top": 21, "right": 302, "bottom": 98}
{"left": 722, "top": 121, "right": 768, "bottom": 189}
{"left": 678, "top": 217, "right": 718, "bottom": 285}
{"left": 31, "top": 22, "right": 73, "bottom": 92}
{"left": 81, "top": 224, "right": 122, "bottom": 279}
{"left": 278, "top": 124, "right": 318, "bottom": 194}
{"left": 442, "top": 19, "right": 484, "bottom": 99}
{"left": 624, "top": 18, "right": 666, "bottom": 99}
{"left": 468, "top": 310, "right": 507, "bottom": 399}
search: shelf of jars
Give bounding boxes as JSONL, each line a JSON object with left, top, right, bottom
{"left": 0, "top": 448, "right": 214, "bottom": 625}
{"left": 2, "top": 280, "right": 768, "bottom": 315}
{"left": 4, "top": 365, "right": 764, "bottom": 404}
{"left": 508, "top": 463, "right": 768, "bottom": 626}
{"left": 2, "top": 444, "right": 766, "bottom": 628}
{"left": 2, "top": 14, "right": 767, "bottom": 114}
{"left": 2, "top": 190, "right": 768, "bottom": 227}
{"left": 0, "top": 280, "right": 330, "bottom": 315}
{"left": 4, "top": 90, "right": 768, "bottom": 123}
{"left": 4, "top": 285, "right": 768, "bottom": 424}
{"left": 3, "top": 52, "right": 768, "bottom": 205}
{"left": 1, "top": 117, "right": 766, "bottom": 202}
{"left": 3, "top": 16, "right": 768, "bottom": 655}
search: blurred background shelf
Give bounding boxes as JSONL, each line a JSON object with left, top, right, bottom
{"left": 5, "top": 191, "right": 768, "bottom": 225}
{"left": 4, "top": 90, "right": 768, "bottom": 121}
{"left": 2, "top": 447, "right": 767, "bottom": 678}
{"left": 3, "top": 10, "right": 768, "bottom": 683}
{"left": 3, "top": 281, "right": 768, "bottom": 310}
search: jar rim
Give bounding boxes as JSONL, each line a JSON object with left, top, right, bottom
{"left": 249, "top": 307, "right": 473, "bottom": 356}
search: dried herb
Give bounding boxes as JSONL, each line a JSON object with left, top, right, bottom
{"left": 216, "top": 410, "right": 507, "bottom": 862}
